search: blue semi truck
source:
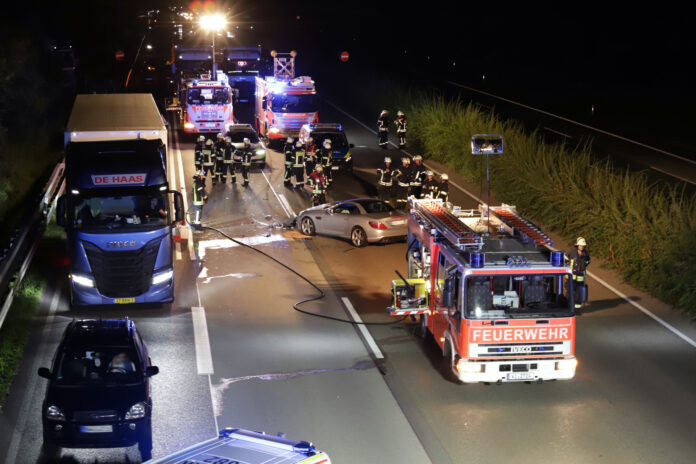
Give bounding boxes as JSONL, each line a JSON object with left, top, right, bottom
{"left": 57, "top": 94, "right": 183, "bottom": 307}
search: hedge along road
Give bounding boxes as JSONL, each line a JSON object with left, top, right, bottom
{"left": 309, "top": 96, "right": 696, "bottom": 464}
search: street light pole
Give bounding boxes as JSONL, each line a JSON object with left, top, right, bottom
{"left": 199, "top": 13, "right": 227, "bottom": 78}
{"left": 211, "top": 32, "right": 216, "bottom": 75}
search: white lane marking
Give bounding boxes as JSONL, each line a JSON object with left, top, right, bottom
{"left": 543, "top": 126, "right": 573, "bottom": 139}
{"left": 175, "top": 240, "right": 182, "bottom": 260}
{"left": 198, "top": 266, "right": 256, "bottom": 284}
{"left": 278, "top": 193, "right": 296, "bottom": 217}
{"left": 207, "top": 374, "right": 220, "bottom": 432}
{"left": 172, "top": 128, "right": 196, "bottom": 261}
{"left": 328, "top": 100, "right": 696, "bottom": 350}
{"left": 5, "top": 288, "right": 61, "bottom": 464}
{"left": 261, "top": 169, "right": 292, "bottom": 218}
{"left": 649, "top": 165, "right": 696, "bottom": 185}
{"left": 446, "top": 80, "right": 696, "bottom": 167}
{"left": 341, "top": 297, "right": 384, "bottom": 359}
{"left": 192, "top": 306, "right": 214, "bottom": 375}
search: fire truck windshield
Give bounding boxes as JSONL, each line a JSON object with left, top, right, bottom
{"left": 465, "top": 274, "right": 573, "bottom": 319}
{"left": 69, "top": 190, "right": 169, "bottom": 231}
{"left": 270, "top": 94, "right": 317, "bottom": 113}
{"left": 187, "top": 87, "right": 230, "bottom": 105}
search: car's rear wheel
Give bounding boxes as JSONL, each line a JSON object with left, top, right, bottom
{"left": 300, "top": 217, "right": 316, "bottom": 236}
{"left": 350, "top": 226, "right": 368, "bottom": 247}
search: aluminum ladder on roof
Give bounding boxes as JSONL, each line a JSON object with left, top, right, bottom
{"left": 413, "top": 199, "right": 483, "bottom": 250}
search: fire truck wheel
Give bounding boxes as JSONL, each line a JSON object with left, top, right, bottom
{"left": 300, "top": 217, "right": 316, "bottom": 236}
{"left": 417, "top": 314, "right": 431, "bottom": 340}
{"left": 443, "top": 339, "right": 462, "bottom": 384}
{"left": 350, "top": 226, "right": 368, "bottom": 247}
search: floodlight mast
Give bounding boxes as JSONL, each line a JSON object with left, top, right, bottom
{"left": 199, "top": 13, "right": 227, "bottom": 75}
{"left": 471, "top": 134, "right": 504, "bottom": 234}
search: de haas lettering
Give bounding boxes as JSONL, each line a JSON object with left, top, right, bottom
{"left": 91, "top": 174, "right": 146, "bottom": 186}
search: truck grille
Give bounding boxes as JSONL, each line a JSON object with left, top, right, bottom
{"left": 83, "top": 239, "right": 160, "bottom": 297}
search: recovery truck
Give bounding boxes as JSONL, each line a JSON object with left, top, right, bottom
{"left": 255, "top": 50, "right": 319, "bottom": 142}
{"left": 57, "top": 94, "right": 184, "bottom": 307}
{"left": 389, "top": 198, "right": 578, "bottom": 383}
{"left": 149, "top": 428, "right": 331, "bottom": 464}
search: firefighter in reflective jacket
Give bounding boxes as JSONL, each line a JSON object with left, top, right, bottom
{"left": 376, "top": 157, "right": 394, "bottom": 202}
{"left": 319, "top": 139, "right": 333, "bottom": 188}
{"left": 236, "top": 138, "right": 254, "bottom": 187}
{"left": 436, "top": 173, "right": 449, "bottom": 202}
{"left": 307, "top": 165, "right": 327, "bottom": 206}
{"left": 292, "top": 140, "right": 306, "bottom": 188}
{"left": 377, "top": 110, "right": 390, "bottom": 148}
{"left": 394, "top": 111, "right": 407, "bottom": 148}
{"left": 283, "top": 137, "right": 295, "bottom": 186}
{"left": 219, "top": 136, "right": 236, "bottom": 184}
{"left": 304, "top": 137, "right": 317, "bottom": 176}
{"left": 194, "top": 135, "right": 205, "bottom": 171}
{"left": 421, "top": 171, "right": 438, "bottom": 198}
{"left": 568, "top": 237, "right": 591, "bottom": 312}
{"left": 191, "top": 171, "right": 208, "bottom": 231}
{"left": 201, "top": 139, "right": 216, "bottom": 186}
{"left": 411, "top": 155, "right": 426, "bottom": 198}
{"left": 214, "top": 133, "right": 225, "bottom": 183}
{"left": 395, "top": 157, "right": 413, "bottom": 208}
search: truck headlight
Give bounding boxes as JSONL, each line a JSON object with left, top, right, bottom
{"left": 71, "top": 274, "right": 94, "bottom": 288}
{"left": 269, "top": 127, "right": 280, "bottom": 134}
{"left": 456, "top": 359, "right": 483, "bottom": 373}
{"left": 46, "top": 405, "right": 66, "bottom": 421}
{"left": 556, "top": 358, "right": 578, "bottom": 371}
{"left": 152, "top": 269, "right": 173, "bottom": 285}
{"left": 125, "top": 402, "right": 146, "bottom": 420}
{"left": 184, "top": 122, "right": 195, "bottom": 130}
{"left": 255, "top": 149, "right": 266, "bottom": 156}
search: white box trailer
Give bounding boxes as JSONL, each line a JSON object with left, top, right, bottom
{"left": 64, "top": 93, "right": 168, "bottom": 154}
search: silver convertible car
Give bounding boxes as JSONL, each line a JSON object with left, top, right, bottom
{"left": 296, "top": 198, "right": 407, "bottom": 247}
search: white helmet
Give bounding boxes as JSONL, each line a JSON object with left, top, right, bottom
{"left": 384, "top": 157, "right": 392, "bottom": 163}
{"left": 225, "top": 136, "right": 232, "bottom": 143}
{"left": 440, "top": 173, "right": 449, "bottom": 180}
{"left": 397, "top": 110, "right": 404, "bottom": 117}
{"left": 323, "top": 140, "right": 332, "bottom": 148}
{"left": 286, "top": 136, "right": 294, "bottom": 143}
{"left": 307, "top": 136, "right": 313, "bottom": 142}
{"left": 217, "top": 132, "right": 224, "bottom": 139}
{"left": 205, "top": 139, "right": 213, "bottom": 146}
{"left": 380, "top": 109, "right": 389, "bottom": 116}
{"left": 402, "top": 157, "right": 410, "bottom": 164}
{"left": 576, "top": 237, "right": 587, "bottom": 247}
{"left": 198, "top": 135, "right": 205, "bottom": 142}
{"left": 315, "top": 165, "right": 323, "bottom": 172}
{"left": 426, "top": 170, "right": 433, "bottom": 176}
{"left": 413, "top": 155, "right": 422, "bottom": 162}
{"left": 243, "top": 138, "right": 251, "bottom": 145}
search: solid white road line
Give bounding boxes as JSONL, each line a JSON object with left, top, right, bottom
{"left": 172, "top": 128, "right": 196, "bottom": 261}
{"left": 5, "top": 288, "right": 62, "bottom": 464}
{"left": 261, "top": 169, "right": 293, "bottom": 218}
{"left": 192, "top": 306, "right": 214, "bottom": 375}
{"left": 277, "top": 193, "right": 296, "bottom": 217}
{"left": 328, "top": 100, "right": 696, "bottom": 350}
{"left": 649, "top": 165, "right": 696, "bottom": 185}
{"left": 341, "top": 297, "right": 384, "bottom": 360}
{"left": 542, "top": 126, "right": 573, "bottom": 139}
{"left": 175, "top": 241, "right": 183, "bottom": 260}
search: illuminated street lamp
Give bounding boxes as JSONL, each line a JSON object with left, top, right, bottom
{"left": 199, "top": 13, "right": 227, "bottom": 75}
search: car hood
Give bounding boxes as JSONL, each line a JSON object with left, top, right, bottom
{"left": 46, "top": 383, "right": 146, "bottom": 417}
{"left": 298, "top": 201, "right": 340, "bottom": 216}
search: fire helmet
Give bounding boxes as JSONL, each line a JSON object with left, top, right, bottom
{"left": 576, "top": 237, "right": 587, "bottom": 247}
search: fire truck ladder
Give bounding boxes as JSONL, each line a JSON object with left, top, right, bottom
{"left": 272, "top": 52, "right": 296, "bottom": 79}
{"left": 489, "top": 205, "right": 553, "bottom": 247}
{"left": 414, "top": 200, "right": 483, "bottom": 250}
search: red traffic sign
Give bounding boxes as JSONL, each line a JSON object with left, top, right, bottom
{"left": 340, "top": 51, "right": 349, "bottom": 62}
{"left": 115, "top": 50, "right": 125, "bottom": 61}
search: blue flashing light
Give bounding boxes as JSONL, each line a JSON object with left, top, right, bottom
{"left": 550, "top": 251, "right": 564, "bottom": 266}
{"left": 470, "top": 252, "right": 485, "bottom": 268}
{"left": 293, "top": 441, "right": 316, "bottom": 455}
{"left": 192, "top": 80, "right": 198, "bottom": 86}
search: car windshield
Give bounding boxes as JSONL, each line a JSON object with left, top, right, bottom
{"left": 229, "top": 130, "right": 259, "bottom": 143}
{"left": 270, "top": 94, "right": 317, "bottom": 113}
{"left": 311, "top": 132, "right": 348, "bottom": 148}
{"left": 187, "top": 87, "right": 231, "bottom": 105}
{"left": 355, "top": 199, "right": 395, "bottom": 214}
{"left": 55, "top": 347, "right": 141, "bottom": 386}
{"left": 69, "top": 190, "right": 169, "bottom": 231}
{"left": 464, "top": 274, "right": 573, "bottom": 319}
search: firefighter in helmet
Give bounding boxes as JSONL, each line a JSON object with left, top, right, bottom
{"left": 436, "top": 173, "right": 450, "bottom": 203}
{"left": 377, "top": 109, "right": 390, "bottom": 148}
{"left": 220, "top": 136, "right": 235, "bottom": 184}
{"left": 394, "top": 110, "right": 407, "bottom": 148}
{"left": 307, "top": 164, "right": 327, "bottom": 206}
{"left": 201, "top": 139, "right": 216, "bottom": 186}
{"left": 292, "top": 140, "right": 306, "bottom": 188}
{"left": 304, "top": 136, "right": 317, "bottom": 176}
{"left": 283, "top": 136, "right": 295, "bottom": 186}
{"left": 394, "top": 157, "right": 413, "bottom": 209}
{"left": 421, "top": 171, "right": 438, "bottom": 198}
{"left": 237, "top": 138, "right": 254, "bottom": 187}
{"left": 410, "top": 155, "right": 426, "bottom": 198}
{"left": 194, "top": 135, "right": 205, "bottom": 171}
{"left": 568, "top": 237, "right": 591, "bottom": 313}
{"left": 191, "top": 170, "right": 207, "bottom": 231}
{"left": 214, "top": 132, "right": 225, "bottom": 183}
{"left": 376, "top": 156, "right": 394, "bottom": 202}
{"left": 319, "top": 139, "right": 334, "bottom": 188}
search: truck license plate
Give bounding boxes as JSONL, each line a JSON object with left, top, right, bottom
{"left": 80, "top": 425, "right": 113, "bottom": 433}
{"left": 507, "top": 372, "right": 534, "bottom": 381}
{"left": 114, "top": 298, "right": 135, "bottom": 304}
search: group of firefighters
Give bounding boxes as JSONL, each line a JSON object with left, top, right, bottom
{"left": 377, "top": 155, "right": 449, "bottom": 208}
{"left": 282, "top": 135, "right": 334, "bottom": 206}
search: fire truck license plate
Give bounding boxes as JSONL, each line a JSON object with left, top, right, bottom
{"left": 114, "top": 298, "right": 135, "bottom": 304}
{"left": 507, "top": 372, "right": 534, "bottom": 381}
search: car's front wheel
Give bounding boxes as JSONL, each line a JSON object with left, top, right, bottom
{"left": 350, "top": 226, "right": 368, "bottom": 247}
{"left": 138, "top": 420, "right": 153, "bottom": 461}
{"left": 300, "top": 217, "right": 316, "bottom": 236}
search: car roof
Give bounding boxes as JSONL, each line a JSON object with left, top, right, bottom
{"left": 63, "top": 319, "right": 135, "bottom": 348}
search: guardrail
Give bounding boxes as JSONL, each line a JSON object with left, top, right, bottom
{"left": 0, "top": 159, "right": 65, "bottom": 329}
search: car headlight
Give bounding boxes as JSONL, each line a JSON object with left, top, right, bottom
{"left": 456, "top": 359, "right": 484, "bottom": 373}
{"left": 255, "top": 149, "right": 266, "bottom": 156}
{"left": 556, "top": 358, "right": 578, "bottom": 371}
{"left": 46, "top": 405, "right": 66, "bottom": 421}
{"left": 125, "top": 402, "right": 147, "bottom": 420}
{"left": 71, "top": 274, "right": 94, "bottom": 288}
{"left": 152, "top": 269, "right": 173, "bottom": 285}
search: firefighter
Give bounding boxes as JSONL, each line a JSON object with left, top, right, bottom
{"left": 435, "top": 173, "right": 450, "bottom": 203}
{"left": 220, "top": 136, "right": 236, "bottom": 184}
{"left": 293, "top": 140, "right": 306, "bottom": 188}
{"left": 319, "top": 139, "right": 334, "bottom": 187}
{"left": 395, "top": 157, "right": 413, "bottom": 209}
{"left": 200, "top": 139, "right": 216, "bottom": 186}
{"left": 394, "top": 110, "right": 407, "bottom": 148}
{"left": 191, "top": 170, "right": 207, "bottom": 231}
{"left": 377, "top": 109, "right": 390, "bottom": 148}
{"left": 236, "top": 138, "right": 254, "bottom": 187}
{"left": 305, "top": 136, "right": 317, "bottom": 176}
{"left": 214, "top": 133, "right": 225, "bottom": 184}
{"left": 421, "top": 171, "right": 438, "bottom": 198}
{"left": 194, "top": 135, "right": 205, "bottom": 172}
{"left": 411, "top": 155, "right": 426, "bottom": 198}
{"left": 283, "top": 137, "right": 295, "bottom": 186}
{"left": 568, "top": 237, "right": 591, "bottom": 313}
{"left": 376, "top": 157, "right": 394, "bottom": 202}
{"left": 307, "top": 165, "right": 327, "bottom": 206}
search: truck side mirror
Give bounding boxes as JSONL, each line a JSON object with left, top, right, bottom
{"left": 443, "top": 276, "right": 455, "bottom": 308}
{"left": 170, "top": 191, "right": 184, "bottom": 224}
{"left": 56, "top": 195, "right": 66, "bottom": 228}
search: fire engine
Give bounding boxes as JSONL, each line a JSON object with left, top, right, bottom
{"left": 255, "top": 50, "right": 319, "bottom": 142}
{"left": 180, "top": 72, "right": 235, "bottom": 135}
{"left": 389, "top": 198, "right": 578, "bottom": 383}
